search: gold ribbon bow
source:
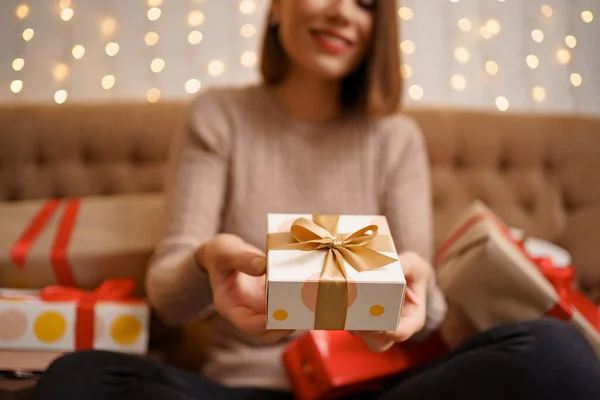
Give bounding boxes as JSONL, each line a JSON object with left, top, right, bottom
{"left": 267, "top": 215, "right": 397, "bottom": 330}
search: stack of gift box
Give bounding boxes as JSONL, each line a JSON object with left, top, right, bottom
{"left": 4, "top": 195, "right": 598, "bottom": 399}
{"left": 267, "top": 207, "right": 600, "bottom": 400}
{"left": 0, "top": 194, "right": 163, "bottom": 371}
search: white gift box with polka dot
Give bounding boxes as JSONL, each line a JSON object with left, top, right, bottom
{"left": 266, "top": 214, "right": 406, "bottom": 331}
{"left": 0, "top": 290, "right": 149, "bottom": 354}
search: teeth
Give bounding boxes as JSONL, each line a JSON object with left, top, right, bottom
{"left": 317, "top": 32, "right": 346, "bottom": 46}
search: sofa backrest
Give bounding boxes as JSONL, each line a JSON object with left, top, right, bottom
{"left": 1, "top": 102, "right": 599, "bottom": 294}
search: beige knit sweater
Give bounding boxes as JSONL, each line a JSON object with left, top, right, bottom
{"left": 146, "top": 84, "right": 447, "bottom": 390}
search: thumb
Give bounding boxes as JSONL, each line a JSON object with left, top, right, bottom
{"left": 208, "top": 234, "right": 266, "bottom": 277}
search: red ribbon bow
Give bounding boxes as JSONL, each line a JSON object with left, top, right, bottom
{"left": 40, "top": 279, "right": 138, "bottom": 350}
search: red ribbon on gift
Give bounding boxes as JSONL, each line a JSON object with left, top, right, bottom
{"left": 435, "top": 211, "right": 599, "bottom": 328}
{"left": 40, "top": 279, "right": 138, "bottom": 350}
{"left": 10, "top": 198, "right": 80, "bottom": 287}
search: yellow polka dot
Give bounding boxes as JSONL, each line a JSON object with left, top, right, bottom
{"left": 110, "top": 315, "right": 142, "bottom": 345}
{"left": 273, "top": 309, "right": 288, "bottom": 321}
{"left": 370, "top": 305, "right": 385, "bottom": 317}
{"left": 34, "top": 311, "right": 67, "bottom": 343}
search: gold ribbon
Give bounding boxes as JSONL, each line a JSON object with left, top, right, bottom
{"left": 267, "top": 215, "right": 397, "bottom": 330}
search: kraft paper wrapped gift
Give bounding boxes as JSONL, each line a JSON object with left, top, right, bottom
{"left": 266, "top": 214, "right": 406, "bottom": 331}
{"left": 435, "top": 201, "right": 600, "bottom": 358}
{"left": 0, "top": 194, "right": 164, "bottom": 294}
{"left": 0, "top": 279, "right": 149, "bottom": 368}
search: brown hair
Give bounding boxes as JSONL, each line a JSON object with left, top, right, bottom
{"left": 260, "top": 1, "right": 401, "bottom": 117}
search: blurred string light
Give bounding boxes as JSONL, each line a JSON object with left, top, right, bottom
{"left": 208, "top": 60, "right": 225, "bottom": 76}
{"left": 54, "top": 89, "right": 68, "bottom": 104}
{"left": 531, "top": 29, "right": 544, "bottom": 43}
{"left": 145, "top": 31, "right": 159, "bottom": 46}
{"left": 240, "top": 51, "right": 257, "bottom": 67}
{"left": 526, "top": 55, "right": 539, "bottom": 69}
{"left": 581, "top": 11, "right": 594, "bottom": 23}
{"left": 22, "top": 28, "right": 34, "bottom": 41}
{"left": 72, "top": 44, "right": 85, "bottom": 59}
{"left": 570, "top": 73, "right": 582, "bottom": 87}
{"left": 12, "top": 58, "right": 25, "bottom": 71}
{"left": 480, "top": 26, "right": 492, "bottom": 39}
{"left": 541, "top": 5, "right": 553, "bottom": 17}
{"left": 101, "top": 17, "right": 117, "bottom": 37}
{"left": 147, "top": 0, "right": 162, "bottom": 6}
{"left": 495, "top": 96, "right": 509, "bottom": 111}
{"left": 565, "top": 35, "right": 577, "bottom": 48}
{"left": 398, "top": 7, "right": 413, "bottom": 21}
{"left": 10, "top": 80, "right": 23, "bottom": 94}
{"left": 105, "top": 42, "right": 119, "bottom": 56}
{"left": 556, "top": 49, "right": 571, "bottom": 64}
{"left": 147, "top": 88, "right": 161, "bottom": 103}
{"left": 239, "top": 0, "right": 256, "bottom": 14}
{"left": 60, "top": 7, "right": 74, "bottom": 21}
{"left": 408, "top": 85, "right": 423, "bottom": 100}
{"left": 458, "top": 18, "right": 471, "bottom": 31}
{"left": 454, "top": 47, "right": 469, "bottom": 63}
{"left": 102, "top": 74, "right": 115, "bottom": 90}
{"left": 185, "top": 78, "right": 201, "bottom": 94}
{"left": 53, "top": 63, "right": 69, "bottom": 82}
{"left": 59, "top": 0, "right": 73, "bottom": 21}
{"left": 486, "top": 19, "right": 501, "bottom": 35}
{"left": 485, "top": 61, "right": 499, "bottom": 76}
{"left": 148, "top": 7, "right": 161, "bottom": 21}
{"left": 400, "top": 40, "right": 415, "bottom": 54}
{"left": 16, "top": 3, "right": 29, "bottom": 19}
{"left": 151, "top": 58, "right": 165, "bottom": 73}
{"left": 532, "top": 86, "right": 546, "bottom": 103}
{"left": 188, "top": 30, "right": 203, "bottom": 44}
{"left": 188, "top": 10, "right": 204, "bottom": 26}
{"left": 240, "top": 24, "right": 256, "bottom": 38}
{"left": 451, "top": 74, "right": 466, "bottom": 91}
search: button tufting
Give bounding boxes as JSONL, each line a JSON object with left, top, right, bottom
{"left": 453, "top": 156, "right": 466, "bottom": 169}
{"left": 543, "top": 159, "right": 555, "bottom": 173}
{"left": 521, "top": 199, "right": 536, "bottom": 213}
{"left": 498, "top": 157, "right": 511, "bottom": 172}
{"left": 35, "top": 149, "right": 47, "bottom": 166}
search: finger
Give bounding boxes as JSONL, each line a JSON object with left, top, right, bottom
{"left": 224, "top": 307, "right": 267, "bottom": 336}
{"left": 353, "top": 331, "right": 395, "bottom": 353}
{"left": 381, "top": 313, "right": 426, "bottom": 343}
{"left": 207, "top": 235, "right": 266, "bottom": 277}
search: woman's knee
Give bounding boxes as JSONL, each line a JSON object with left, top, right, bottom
{"left": 45, "top": 349, "right": 132, "bottom": 379}
{"left": 515, "top": 318, "right": 600, "bottom": 394}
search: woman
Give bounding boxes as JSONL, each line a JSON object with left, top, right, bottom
{"left": 34, "top": 1, "right": 600, "bottom": 399}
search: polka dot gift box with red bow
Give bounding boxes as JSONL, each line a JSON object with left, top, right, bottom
{"left": 0, "top": 279, "right": 149, "bottom": 356}
{"left": 266, "top": 214, "right": 406, "bottom": 331}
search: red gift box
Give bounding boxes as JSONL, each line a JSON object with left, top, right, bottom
{"left": 282, "top": 330, "right": 447, "bottom": 400}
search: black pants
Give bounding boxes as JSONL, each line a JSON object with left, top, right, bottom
{"left": 33, "top": 318, "right": 600, "bottom": 400}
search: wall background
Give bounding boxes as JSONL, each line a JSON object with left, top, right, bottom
{"left": 1, "top": 0, "right": 599, "bottom": 116}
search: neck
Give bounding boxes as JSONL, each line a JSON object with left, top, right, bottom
{"left": 270, "top": 68, "right": 342, "bottom": 123}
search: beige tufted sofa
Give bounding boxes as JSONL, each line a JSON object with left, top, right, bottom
{"left": 0, "top": 101, "right": 599, "bottom": 390}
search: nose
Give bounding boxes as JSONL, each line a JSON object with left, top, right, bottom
{"left": 324, "top": 0, "right": 354, "bottom": 24}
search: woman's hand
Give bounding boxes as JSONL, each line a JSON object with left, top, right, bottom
{"left": 196, "top": 234, "right": 293, "bottom": 343}
{"left": 353, "top": 251, "right": 432, "bottom": 352}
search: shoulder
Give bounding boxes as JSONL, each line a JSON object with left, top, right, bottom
{"left": 188, "top": 84, "right": 257, "bottom": 119}
{"left": 185, "top": 85, "right": 259, "bottom": 152}
{"left": 367, "top": 112, "right": 427, "bottom": 156}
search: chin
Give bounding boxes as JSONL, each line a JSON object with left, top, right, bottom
{"left": 301, "top": 57, "right": 355, "bottom": 81}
